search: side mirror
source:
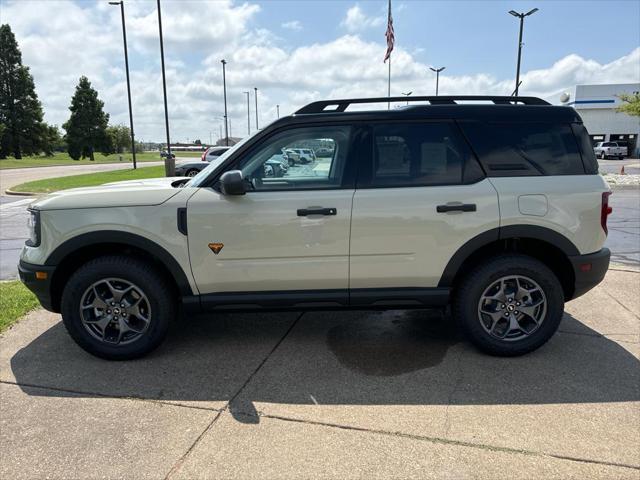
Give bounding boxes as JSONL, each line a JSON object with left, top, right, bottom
{"left": 219, "top": 170, "right": 247, "bottom": 195}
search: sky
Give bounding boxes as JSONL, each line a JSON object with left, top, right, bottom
{"left": 1, "top": 0, "right": 639, "bottom": 144}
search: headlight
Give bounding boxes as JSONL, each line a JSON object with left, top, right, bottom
{"left": 26, "top": 209, "right": 41, "bottom": 247}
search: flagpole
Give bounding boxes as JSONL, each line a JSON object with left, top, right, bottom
{"left": 388, "top": 54, "right": 391, "bottom": 110}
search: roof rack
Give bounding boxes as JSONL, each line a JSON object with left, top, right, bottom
{"left": 295, "top": 95, "right": 550, "bottom": 114}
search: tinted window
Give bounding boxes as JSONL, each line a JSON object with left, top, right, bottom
{"left": 461, "top": 122, "right": 584, "bottom": 176}
{"left": 236, "top": 126, "right": 352, "bottom": 191}
{"left": 364, "top": 122, "right": 467, "bottom": 187}
{"left": 571, "top": 123, "right": 598, "bottom": 175}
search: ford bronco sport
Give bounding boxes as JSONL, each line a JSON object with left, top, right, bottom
{"left": 19, "top": 96, "right": 611, "bottom": 360}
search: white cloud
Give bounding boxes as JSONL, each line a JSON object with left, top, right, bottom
{"left": 341, "top": 4, "right": 384, "bottom": 33}
{"left": 281, "top": 20, "right": 303, "bottom": 31}
{"left": 2, "top": 0, "right": 638, "bottom": 144}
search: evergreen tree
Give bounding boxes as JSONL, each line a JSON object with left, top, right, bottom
{"left": 0, "top": 24, "right": 46, "bottom": 159}
{"left": 63, "top": 76, "right": 110, "bottom": 160}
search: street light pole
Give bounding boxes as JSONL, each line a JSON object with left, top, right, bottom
{"left": 221, "top": 59, "right": 229, "bottom": 146}
{"left": 429, "top": 66, "right": 445, "bottom": 96}
{"left": 254, "top": 87, "right": 259, "bottom": 130}
{"left": 509, "top": 8, "right": 538, "bottom": 96}
{"left": 243, "top": 91, "right": 250, "bottom": 136}
{"left": 276, "top": 104, "right": 280, "bottom": 118}
{"left": 109, "top": 1, "right": 137, "bottom": 169}
{"left": 156, "top": 0, "right": 173, "bottom": 176}
{"left": 401, "top": 91, "right": 412, "bottom": 105}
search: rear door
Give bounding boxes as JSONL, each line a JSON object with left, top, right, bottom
{"left": 349, "top": 121, "right": 499, "bottom": 293}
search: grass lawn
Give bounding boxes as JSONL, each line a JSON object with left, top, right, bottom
{"left": 0, "top": 281, "right": 40, "bottom": 333}
{"left": 11, "top": 165, "right": 167, "bottom": 194}
{"left": 0, "top": 151, "right": 202, "bottom": 169}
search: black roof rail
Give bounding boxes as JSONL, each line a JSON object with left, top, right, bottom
{"left": 295, "top": 95, "right": 551, "bottom": 114}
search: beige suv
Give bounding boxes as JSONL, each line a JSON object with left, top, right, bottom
{"left": 20, "top": 96, "right": 611, "bottom": 360}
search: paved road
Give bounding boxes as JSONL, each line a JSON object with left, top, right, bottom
{"left": 0, "top": 268, "right": 638, "bottom": 479}
{"left": 598, "top": 157, "right": 640, "bottom": 175}
{"left": 0, "top": 161, "right": 165, "bottom": 193}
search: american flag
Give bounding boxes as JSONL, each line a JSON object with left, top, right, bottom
{"left": 384, "top": 0, "right": 394, "bottom": 63}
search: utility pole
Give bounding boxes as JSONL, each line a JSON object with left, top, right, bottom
{"left": 221, "top": 59, "right": 229, "bottom": 146}
{"left": 109, "top": 1, "right": 137, "bottom": 169}
{"left": 509, "top": 8, "right": 539, "bottom": 96}
{"left": 156, "top": 0, "right": 173, "bottom": 176}
{"left": 429, "top": 66, "right": 445, "bottom": 96}
{"left": 243, "top": 91, "right": 250, "bottom": 136}
{"left": 254, "top": 87, "right": 259, "bottom": 130}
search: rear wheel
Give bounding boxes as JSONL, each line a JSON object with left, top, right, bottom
{"left": 186, "top": 169, "right": 199, "bottom": 177}
{"left": 61, "top": 255, "right": 175, "bottom": 360}
{"left": 600, "top": 151, "right": 606, "bottom": 159}
{"left": 453, "top": 255, "right": 564, "bottom": 356}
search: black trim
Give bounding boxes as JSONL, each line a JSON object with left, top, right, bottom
{"left": 568, "top": 248, "right": 610, "bottom": 300}
{"left": 177, "top": 208, "right": 188, "bottom": 235}
{"left": 438, "top": 225, "right": 581, "bottom": 287}
{"left": 184, "top": 287, "right": 451, "bottom": 313}
{"left": 499, "top": 225, "right": 580, "bottom": 256}
{"left": 45, "top": 231, "right": 194, "bottom": 296}
{"left": 19, "top": 261, "right": 56, "bottom": 312}
{"left": 350, "top": 287, "right": 449, "bottom": 307}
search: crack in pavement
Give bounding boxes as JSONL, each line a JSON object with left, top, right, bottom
{"left": 225, "top": 410, "right": 640, "bottom": 473}
{"left": 0, "top": 379, "right": 223, "bottom": 413}
{"left": 163, "top": 311, "right": 305, "bottom": 480}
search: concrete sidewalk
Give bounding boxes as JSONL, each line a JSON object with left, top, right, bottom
{"left": 1, "top": 269, "right": 638, "bottom": 479}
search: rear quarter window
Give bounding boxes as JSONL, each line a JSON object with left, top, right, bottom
{"left": 460, "top": 121, "right": 585, "bottom": 176}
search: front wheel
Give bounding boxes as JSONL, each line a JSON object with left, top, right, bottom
{"left": 453, "top": 255, "right": 564, "bottom": 356}
{"left": 61, "top": 255, "right": 175, "bottom": 360}
{"left": 186, "top": 169, "right": 199, "bottom": 177}
{"left": 600, "top": 151, "right": 606, "bottom": 159}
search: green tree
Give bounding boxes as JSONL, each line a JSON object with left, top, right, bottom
{"left": 0, "top": 24, "right": 46, "bottom": 159}
{"left": 41, "top": 124, "right": 65, "bottom": 156}
{"left": 617, "top": 92, "right": 640, "bottom": 117}
{"left": 106, "top": 124, "right": 131, "bottom": 154}
{"left": 63, "top": 76, "right": 110, "bottom": 160}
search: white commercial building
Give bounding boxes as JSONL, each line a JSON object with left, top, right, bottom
{"left": 546, "top": 83, "right": 640, "bottom": 157}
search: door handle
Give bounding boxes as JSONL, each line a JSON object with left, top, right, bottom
{"left": 297, "top": 207, "right": 337, "bottom": 216}
{"left": 436, "top": 203, "right": 477, "bottom": 213}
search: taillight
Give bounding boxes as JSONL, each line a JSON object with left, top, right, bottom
{"left": 601, "top": 192, "right": 612, "bottom": 234}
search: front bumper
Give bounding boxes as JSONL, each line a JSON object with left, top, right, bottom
{"left": 568, "top": 248, "right": 610, "bottom": 300}
{"left": 18, "top": 260, "right": 57, "bottom": 312}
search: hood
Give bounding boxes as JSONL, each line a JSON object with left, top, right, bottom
{"left": 31, "top": 176, "right": 189, "bottom": 211}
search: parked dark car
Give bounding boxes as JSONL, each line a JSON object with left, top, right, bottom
{"left": 175, "top": 146, "right": 233, "bottom": 177}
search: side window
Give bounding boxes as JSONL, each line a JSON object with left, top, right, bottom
{"left": 365, "top": 122, "right": 466, "bottom": 187}
{"left": 571, "top": 123, "right": 598, "bottom": 174}
{"left": 237, "top": 126, "right": 352, "bottom": 191}
{"left": 461, "top": 122, "right": 585, "bottom": 176}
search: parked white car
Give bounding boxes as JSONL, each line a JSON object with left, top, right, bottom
{"left": 593, "top": 142, "right": 627, "bottom": 159}
{"left": 20, "top": 95, "right": 611, "bottom": 360}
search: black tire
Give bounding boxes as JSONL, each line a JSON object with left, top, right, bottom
{"left": 600, "top": 152, "right": 606, "bottom": 159}
{"left": 186, "top": 169, "right": 199, "bottom": 177}
{"left": 618, "top": 155, "right": 624, "bottom": 160}
{"left": 61, "top": 255, "right": 175, "bottom": 360}
{"left": 453, "top": 254, "right": 564, "bottom": 356}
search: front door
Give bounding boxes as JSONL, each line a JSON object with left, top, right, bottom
{"left": 187, "top": 125, "right": 356, "bottom": 303}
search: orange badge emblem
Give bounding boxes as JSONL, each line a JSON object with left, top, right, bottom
{"left": 208, "top": 243, "right": 224, "bottom": 255}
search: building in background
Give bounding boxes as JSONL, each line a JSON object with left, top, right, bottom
{"left": 547, "top": 83, "right": 640, "bottom": 157}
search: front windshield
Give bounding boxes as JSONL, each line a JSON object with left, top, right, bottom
{"left": 186, "top": 132, "right": 259, "bottom": 187}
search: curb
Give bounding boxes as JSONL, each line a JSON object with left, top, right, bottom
{"left": 4, "top": 188, "right": 36, "bottom": 197}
